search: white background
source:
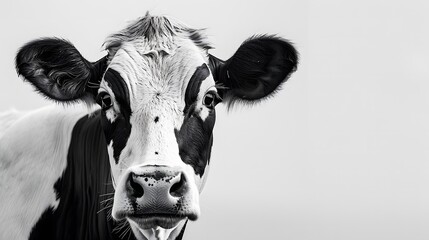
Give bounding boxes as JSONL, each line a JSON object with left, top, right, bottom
{"left": 1, "top": 0, "right": 428, "bottom": 239}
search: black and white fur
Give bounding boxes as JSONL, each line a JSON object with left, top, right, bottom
{"left": 1, "top": 13, "right": 298, "bottom": 240}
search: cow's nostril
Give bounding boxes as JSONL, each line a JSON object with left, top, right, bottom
{"left": 169, "top": 173, "right": 187, "bottom": 198}
{"left": 127, "top": 173, "right": 144, "bottom": 198}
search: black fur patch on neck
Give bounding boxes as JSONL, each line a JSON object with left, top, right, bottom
{"left": 101, "top": 68, "right": 132, "bottom": 164}
{"left": 29, "top": 112, "right": 135, "bottom": 240}
{"left": 184, "top": 64, "right": 209, "bottom": 113}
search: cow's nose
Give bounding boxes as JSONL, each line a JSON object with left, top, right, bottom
{"left": 126, "top": 166, "right": 188, "bottom": 201}
{"left": 113, "top": 165, "right": 200, "bottom": 221}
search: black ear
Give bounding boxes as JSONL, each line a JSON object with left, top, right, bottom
{"left": 209, "top": 35, "right": 298, "bottom": 105}
{"left": 15, "top": 38, "right": 107, "bottom": 102}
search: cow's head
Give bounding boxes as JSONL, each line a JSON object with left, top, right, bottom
{"left": 15, "top": 14, "right": 298, "bottom": 239}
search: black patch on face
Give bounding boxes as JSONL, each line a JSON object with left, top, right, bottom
{"left": 184, "top": 64, "right": 210, "bottom": 113}
{"left": 29, "top": 112, "right": 134, "bottom": 240}
{"left": 100, "top": 68, "right": 133, "bottom": 164}
{"left": 175, "top": 64, "right": 215, "bottom": 177}
{"left": 154, "top": 116, "right": 159, "bottom": 123}
{"left": 103, "top": 68, "right": 132, "bottom": 114}
{"left": 101, "top": 111, "right": 132, "bottom": 164}
{"left": 175, "top": 106, "right": 215, "bottom": 177}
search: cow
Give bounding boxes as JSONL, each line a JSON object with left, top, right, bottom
{"left": 0, "top": 13, "right": 298, "bottom": 240}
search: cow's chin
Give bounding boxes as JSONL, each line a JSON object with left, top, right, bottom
{"left": 127, "top": 216, "right": 188, "bottom": 240}
{"left": 127, "top": 214, "right": 186, "bottom": 230}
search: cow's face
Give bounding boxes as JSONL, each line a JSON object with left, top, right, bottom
{"left": 16, "top": 14, "right": 298, "bottom": 239}
{"left": 99, "top": 22, "right": 219, "bottom": 225}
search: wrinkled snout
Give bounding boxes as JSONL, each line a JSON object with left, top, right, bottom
{"left": 112, "top": 165, "right": 200, "bottom": 229}
{"left": 127, "top": 167, "right": 188, "bottom": 211}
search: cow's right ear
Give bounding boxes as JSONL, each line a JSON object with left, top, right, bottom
{"left": 15, "top": 38, "right": 107, "bottom": 102}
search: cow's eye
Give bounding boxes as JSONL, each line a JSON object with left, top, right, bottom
{"left": 203, "top": 91, "right": 220, "bottom": 108}
{"left": 97, "top": 92, "right": 113, "bottom": 110}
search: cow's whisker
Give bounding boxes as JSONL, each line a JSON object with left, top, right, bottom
{"left": 99, "top": 192, "right": 115, "bottom": 197}
{"left": 119, "top": 224, "right": 131, "bottom": 239}
{"left": 100, "top": 197, "right": 114, "bottom": 205}
{"left": 127, "top": 228, "right": 132, "bottom": 240}
{"left": 106, "top": 209, "right": 113, "bottom": 221}
{"left": 97, "top": 205, "right": 112, "bottom": 214}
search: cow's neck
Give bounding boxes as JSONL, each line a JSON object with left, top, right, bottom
{"left": 29, "top": 110, "right": 188, "bottom": 240}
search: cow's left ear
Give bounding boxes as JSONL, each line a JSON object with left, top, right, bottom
{"left": 16, "top": 38, "right": 107, "bottom": 102}
{"left": 209, "top": 35, "right": 298, "bottom": 105}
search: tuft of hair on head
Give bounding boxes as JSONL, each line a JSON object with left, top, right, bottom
{"left": 103, "top": 12, "right": 212, "bottom": 59}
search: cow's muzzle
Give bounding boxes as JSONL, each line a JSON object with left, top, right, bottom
{"left": 112, "top": 165, "right": 199, "bottom": 229}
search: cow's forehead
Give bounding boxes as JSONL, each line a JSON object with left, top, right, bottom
{"left": 101, "top": 15, "right": 213, "bottom": 111}
{"left": 101, "top": 45, "right": 214, "bottom": 122}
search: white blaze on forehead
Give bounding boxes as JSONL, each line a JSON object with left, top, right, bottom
{"left": 106, "top": 39, "right": 206, "bottom": 110}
